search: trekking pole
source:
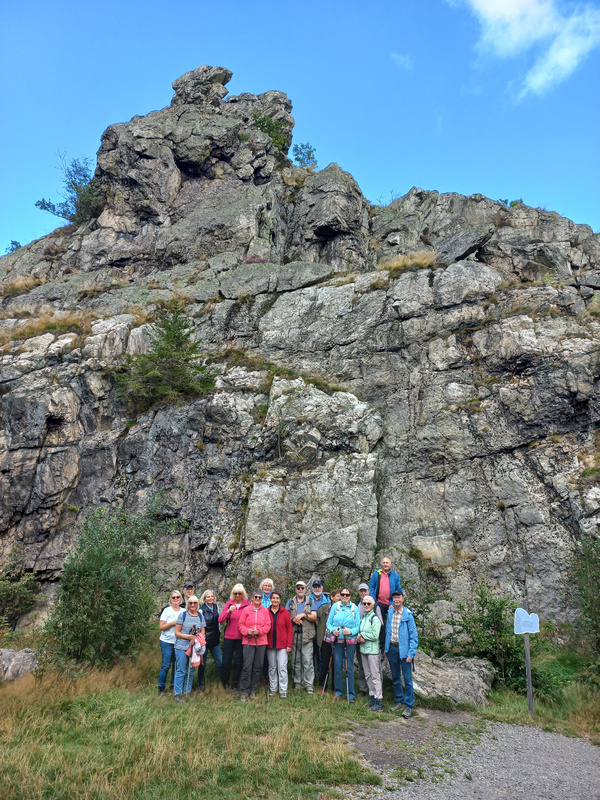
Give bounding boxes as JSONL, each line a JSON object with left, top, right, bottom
{"left": 343, "top": 639, "right": 350, "bottom": 707}
{"left": 294, "top": 624, "right": 301, "bottom": 690}
{"left": 299, "top": 629, "right": 304, "bottom": 691}
{"left": 321, "top": 650, "right": 333, "bottom": 701}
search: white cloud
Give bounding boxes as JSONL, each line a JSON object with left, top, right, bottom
{"left": 391, "top": 52, "right": 413, "bottom": 70}
{"left": 454, "top": 0, "right": 600, "bottom": 96}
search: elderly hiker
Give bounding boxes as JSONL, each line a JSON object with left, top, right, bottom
{"left": 356, "top": 582, "right": 383, "bottom": 696}
{"left": 238, "top": 588, "right": 272, "bottom": 702}
{"left": 219, "top": 584, "right": 250, "bottom": 696}
{"left": 357, "top": 595, "right": 383, "bottom": 711}
{"left": 308, "top": 579, "right": 330, "bottom": 683}
{"left": 368, "top": 557, "right": 403, "bottom": 650}
{"left": 384, "top": 589, "right": 418, "bottom": 718}
{"left": 158, "top": 589, "right": 182, "bottom": 696}
{"left": 286, "top": 580, "right": 317, "bottom": 694}
{"left": 266, "top": 589, "right": 293, "bottom": 698}
{"left": 326, "top": 587, "right": 360, "bottom": 703}
{"left": 319, "top": 588, "right": 339, "bottom": 692}
{"left": 181, "top": 580, "right": 195, "bottom": 609}
{"left": 173, "top": 595, "right": 206, "bottom": 700}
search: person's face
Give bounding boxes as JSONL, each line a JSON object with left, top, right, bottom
{"left": 330, "top": 592, "right": 340, "bottom": 604}
{"left": 393, "top": 594, "right": 404, "bottom": 611}
{"left": 232, "top": 590, "right": 244, "bottom": 601}
{"left": 205, "top": 592, "right": 215, "bottom": 605}
{"left": 252, "top": 592, "right": 262, "bottom": 607}
{"left": 170, "top": 593, "right": 182, "bottom": 606}
{"left": 340, "top": 590, "right": 351, "bottom": 604}
{"left": 313, "top": 585, "right": 323, "bottom": 597}
{"left": 271, "top": 593, "right": 281, "bottom": 609}
{"left": 359, "top": 588, "right": 368, "bottom": 600}
{"left": 363, "top": 599, "right": 374, "bottom": 612}
{"left": 184, "top": 586, "right": 194, "bottom": 598}
{"left": 187, "top": 600, "right": 199, "bottom": 612}
{"left": 381, "top": 558, "right": 392, "bottom": 574}
{"left": 296, "top": 585, "right": 306, "bottom": 599}
{"left": 262, "top": 581, "right": 273, "bottom": 593}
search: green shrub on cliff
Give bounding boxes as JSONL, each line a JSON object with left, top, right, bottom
{"left": 0, "top": 548, "right": 39, "bottom": 633}
{"left": 35, "top": 153, "right": 104, "bottom": 225}
{"left": 114, "top": 300, "right": 215, "bottom": 412}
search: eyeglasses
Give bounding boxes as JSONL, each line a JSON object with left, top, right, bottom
{"left": 363, "top": 602, "right": 373, "bottom": 607}
{"left": 340, "top": 593, "right": 350, "bottom": 597}
{"left": 188, "top": 602, "right": 198, "bottom": 606}
{"left": 233, "top": 592, "right": 243, "bottom": 596}
{"left": 253, "top": 595, "right": 262, "bottom": 599}
{"left": 171, "top": 595, "right": 181, "bottom": 600}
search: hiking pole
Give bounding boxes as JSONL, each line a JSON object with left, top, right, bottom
{"left": 343, "top": 639, "right": 350, "bottom": 707}
{"left": 321, "top": 649, "right": 333, "bottom": 701}
{"left": 294, "top": 624, "right": 301, "bottom": 691}
{"left": 299, "top": 628, "right": 304, "bottom": 692}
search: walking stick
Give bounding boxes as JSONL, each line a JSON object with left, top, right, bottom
{"left": 343, "top": 639, "right": 350, "bottom": 706}
{"left": 321, "top": 649, "right": 334, "bottom": 701}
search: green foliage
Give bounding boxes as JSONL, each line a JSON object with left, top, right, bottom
{"left": 569, "top": 535, "right": 600, "bottom": 653}
{"left": 450, "top": 581, "right": 526, "bottom": 691}
{"left": 114, "top": 300, "right": 215, "bottom": 412}
{"left": 292, "top": 141, "right": 318, "bottom": 169}
{"left": 35, "top": 153, "right": 104, "bottom": 225}
{"left": 4, "top": 240, "right": 22, "bottom": 254}
{"left": 0, "top": 547, "right": 39, "bottom": 631}
{"left": 252, "top": 113, "right": 289, "bottom": 151}
{"left": 404, "top": 570, "right": 449, "bottom": 656}
{"left": 44, "top": 504, "right": 176, "bottom": 666}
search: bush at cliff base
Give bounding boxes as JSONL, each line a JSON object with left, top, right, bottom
{"left": 44, "top": 506, "right": 173, "bottom": 666}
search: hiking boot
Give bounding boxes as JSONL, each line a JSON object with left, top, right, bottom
{"left": 370, "top": 700, "right": 383, "bottom": 713}
{"left": 231, "top": 688, "right": 239, "bottom": 699}
{"left": 391, "top": 702, "right": 405, "bottom": 712}
{"left": 158, "top": 688, "right": 166, "bottom": 697}
{"left": 249, "top": 691, "right": 257, "bottom": 699}
{"left": 173, "top": 695, "right": 184, "bottom": 703}
{"left": 366, "top": 696, "right": 375, "bottom": 708}
{"left": 240, "top": 693, "right": 248, "bottom": 703}
{"left": 402, "top": 706, "right": 413, "bottom": 719}
{"left": 279, "top": 693, "right": 287, "bottom": 699}
{"left": 334, "top": 694, "right": 342, "bottom": 701}
{"left": 269, "top": 691, "right": 277, "bottom": 698}
{"left": 306, "top": 687, "right": 314, "bottom": 695}
{"left": 197, "top": 686, "right": 205, "bottom": 695}
{"left": 348, "top": 697, "right": 356, "bottom": 705}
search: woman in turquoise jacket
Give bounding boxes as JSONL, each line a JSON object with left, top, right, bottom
{"left": 326, "top": 587, "right": 360, "bottom": 702}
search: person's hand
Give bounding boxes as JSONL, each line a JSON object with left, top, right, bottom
{"left": 333, "top": 629, "right": 339, "bottom": 638}
{"left": 406, "top": 656, "right": 412, "bottom": 663}
{"left": 342, "top": 627, "right": 351, "bottom": 636}
{"left": 286, "top": 647, "right": 292, "bottom": 653}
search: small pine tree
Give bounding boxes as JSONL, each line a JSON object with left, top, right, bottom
{"left": 35, "top": 152, "right": 104, "bottom": 225}
{"left": 114, "top": 300, "right": 215, "bottom": 411}
{"left": 0, "top": 548, "right": 39, "bottom": 631}
{"left": 292, "top": 142, "right": 318, "bottom": 169}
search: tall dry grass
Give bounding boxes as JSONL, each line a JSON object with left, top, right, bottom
{"left": 377, "top": 250, "right": 435, "bottom": 277}
{"left": 0, "top": 275, "right": 47, "bottom": 299}
{"left": 0, "top": 309, "right": 98, "bottom": 348}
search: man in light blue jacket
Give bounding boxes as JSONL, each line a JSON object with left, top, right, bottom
{"left": 384, "top": 589, "right": 418, "bottom": 718}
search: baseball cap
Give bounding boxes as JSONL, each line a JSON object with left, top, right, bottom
{"left": 183, "top": 581, "right": 195, "bottom": 589}
{"left": 295, "top": 580, "right": 307, "bottom": 588}
{"left": 392, "top": 589, "right": 404, "bottom": 597}
{"left": 358, "top": 583, "right": 369, "bottom": 591}
{"left": 312, "top": 580, "right": 323, "bottom": 587}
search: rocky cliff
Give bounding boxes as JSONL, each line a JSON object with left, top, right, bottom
{"left": 2, "top": 66, "right": 599, "bottom": 619}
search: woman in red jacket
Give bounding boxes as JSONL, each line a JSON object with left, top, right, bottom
{"left": 218, "top": 583, "right": 250, "bottom": 696}
{"left": 238, "top": 587, "right": 272, "bottom": 702}
{"left": 266, "top": 589, "right": 293, "bottom": 698}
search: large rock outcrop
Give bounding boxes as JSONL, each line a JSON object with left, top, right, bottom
{"left": 1, "top": 66, "right": 599, "bottom": 620}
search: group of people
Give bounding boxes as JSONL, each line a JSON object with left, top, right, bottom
{"left": 158, "top": 557, "right": 418, "bottom": 716}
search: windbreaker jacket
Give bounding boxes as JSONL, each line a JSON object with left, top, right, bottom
{"left": 219, "top": 599, "right": 251, "bottom": 639}
{"left": 326, "top": 601, "right": 360, "bottom": 640}
{"left": 200, "top": 602, "right": 220, "bottom": 647}
{"left": 384, "top": 606, "right": 418, "bottom": 659}
{"left": 238, "top": 604, "right": 272, "bottom": 646}
{"left": 368, "top": 569, "right": 403, "bottom": 603}
{"left": 266, "top": 607, "right": 293, "bottom": 650}
{"left": 358, "top": 609, "right": 381, "bottom": 655}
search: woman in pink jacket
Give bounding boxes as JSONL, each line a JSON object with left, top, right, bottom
{"left": 218, "top": 583, "right": 250, "bottom": 696}
{"left": 238, "top": 587, "right": 272, "bottom": 702}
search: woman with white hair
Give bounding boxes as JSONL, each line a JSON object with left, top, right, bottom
{"left": 357, "top": 594, "right": 383, "bottom": 711}
{"left": 197, "top": 589, "right": 223, "bottom": 692}
{"left": 218, "top": 583, "right": 250, "bottom": 696}
{"left": 174, "top": 595, "right": 205, "bottom": 701}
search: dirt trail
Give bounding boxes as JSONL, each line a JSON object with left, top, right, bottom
{"left": 343, "top": 709, "right": 600, "bottom": 800}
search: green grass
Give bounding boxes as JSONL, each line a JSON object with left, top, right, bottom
{"left": 0, "top": 648, "right": 381, "bottom": 800}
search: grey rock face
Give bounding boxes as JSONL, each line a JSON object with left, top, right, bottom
{"left": 410, "top": 652, "right": 495, "bottom": 705}
{"left": 1, "top": 66, "right": 599, "bottom": 628}
{"left": 0, "top": 648, "right": 36, "bottom": 681}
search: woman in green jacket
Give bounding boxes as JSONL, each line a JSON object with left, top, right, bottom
{"left": 357, "top": 595, "right": 383, "bottom": 711}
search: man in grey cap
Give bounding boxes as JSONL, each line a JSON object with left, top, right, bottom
{"left": 286, "top": 580, "right": 317, "bottom": 693}
{"left": 356, "top": 582, "right": 383, "bottom": 696}
{"left": 181, "top": 581, "right": 195, "bottom": 609}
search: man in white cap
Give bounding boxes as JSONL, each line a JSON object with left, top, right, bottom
{"left": 286, "top": 580, "right": 317, "bottom": 693}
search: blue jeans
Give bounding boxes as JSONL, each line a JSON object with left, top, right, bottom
{"left": 387, "top": 647, "right": 415, "bottom": 708}
{"left": 197, "top": 644, "right": 223, "bottom": 688}
{"left": 174, "top": 648, "right": 196, "bottom": 696}
{"left": 333, "top": 641, "right": 356, "bottom": 699}
{"left": 158, "top": 641, "right": 176, "bottom": 690}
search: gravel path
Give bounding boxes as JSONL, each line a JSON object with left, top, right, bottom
{"left": 342, "top": 709, "right": 600, "bottom": 800}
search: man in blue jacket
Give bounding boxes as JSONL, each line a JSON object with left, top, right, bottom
{"left": 384, "top": 589, "right": 418, "bottom": 718}
{"left": 369, "top": 557, "right": 403, "bottom": 649}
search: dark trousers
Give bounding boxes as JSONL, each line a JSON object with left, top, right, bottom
{"left": 319, "top": 640, "right": 334, "bottom": 690}
{"left": 377, "top": 602, "right": 390, "bottom": 650}
{"left": 197, "top": 643, "right": 223, "bottom": 688}
{"left": 240, "top": 644, "right": 267, "bottom": 696}
{"left": 222, "top": 638, "right": 243, "bottom": 690}
{"left": 313, "top": 639, "right": 322, "bottom": 681}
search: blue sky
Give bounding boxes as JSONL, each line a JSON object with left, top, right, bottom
{"left": 1, "top": 0, "right": 599, "bottom": 253}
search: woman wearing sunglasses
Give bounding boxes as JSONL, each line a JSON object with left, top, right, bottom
{"left": 174, "top": 595, "right": 206, "bottom": 700}
{"left": 357, "top": 595, "right": 383, "bottom": 711}
{"left": 326, "top": 587, "right": 360, "bottom": 703}
{"left": 238, "top": 588, "right": 272, "bottom": 702}
{"left": 219, "top": 583, "right": 250, "bottom": 696}
{"left": 158, "top": 590, "right": 182, "bottom": 696}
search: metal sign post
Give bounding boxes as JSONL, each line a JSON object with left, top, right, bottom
{"left": 514, "top": 608, "right": 539, "bottom": 718}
